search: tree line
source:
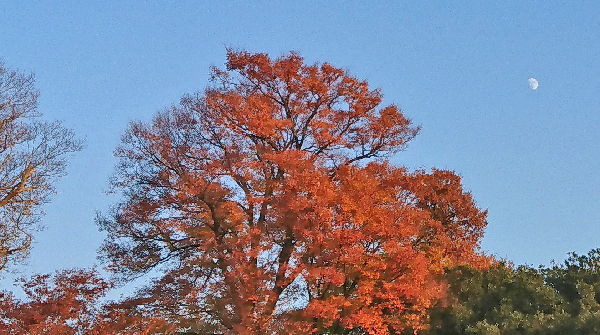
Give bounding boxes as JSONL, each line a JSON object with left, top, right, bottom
{"left": 0, "top": 51, "right": 596, "bottom": 334}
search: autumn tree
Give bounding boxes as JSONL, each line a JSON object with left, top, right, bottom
{"left": 0, "top": 62, "right": 83, "bottom": 271}
{"left": 99, "top": 50, "right": 489, "bottom": 334}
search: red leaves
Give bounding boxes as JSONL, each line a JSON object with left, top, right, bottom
{"left": 96, "top": 50, "right": 490, "bottom": 334}
{"left": 0, "top": 269, "right": 111, "bottom": 335}
{"left": 404, "top": 169, "right": 491, "bottom": 271}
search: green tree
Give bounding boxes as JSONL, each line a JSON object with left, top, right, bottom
{"left": 421, "top": 249, "right": 600, "bottom": 335}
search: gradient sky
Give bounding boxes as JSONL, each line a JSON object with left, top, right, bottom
{"left": 1, "top": 1, "right": 599, "bottom": 295}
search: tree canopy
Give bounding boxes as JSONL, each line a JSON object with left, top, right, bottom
{"left": 97, "top": 50, "right": 490, "bottom": 334}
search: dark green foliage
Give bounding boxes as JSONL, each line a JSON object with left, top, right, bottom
{"left": 418, "top": 249, "right": 600, "bottom": 335}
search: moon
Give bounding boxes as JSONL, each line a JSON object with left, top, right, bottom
{"left": 528, "top": 78, "right": 539, "bottom": 90}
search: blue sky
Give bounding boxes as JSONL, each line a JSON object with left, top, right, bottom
{"left": 1, "top": 1, "right": 599, "bottom": 293}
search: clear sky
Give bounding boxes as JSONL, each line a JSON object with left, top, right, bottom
{"left": 1, "top": 1, "right": 599, "bottom": 293}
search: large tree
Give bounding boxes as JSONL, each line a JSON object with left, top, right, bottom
{"left": 99, "top": 50, "right": 489, "bottom": 334}
{"left": 0, "top": 62, "right": 83, "bottom": 271}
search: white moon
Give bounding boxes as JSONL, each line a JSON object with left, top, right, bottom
{"left": 528, "top": 78, "right": 539, "bottom": 90}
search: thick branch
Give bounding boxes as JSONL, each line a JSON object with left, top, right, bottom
{"left": 0, "top": 163, "right": 35, "bottom": 208}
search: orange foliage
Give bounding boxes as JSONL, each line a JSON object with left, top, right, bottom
{"left": 0, "top": 269, "right": 110, "bottom": 334}
{"left": 98, "top": 50, "right": 490, "bottom": 334}
{"left": 0, "top": 269, "right": 181, "bottom": 334}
